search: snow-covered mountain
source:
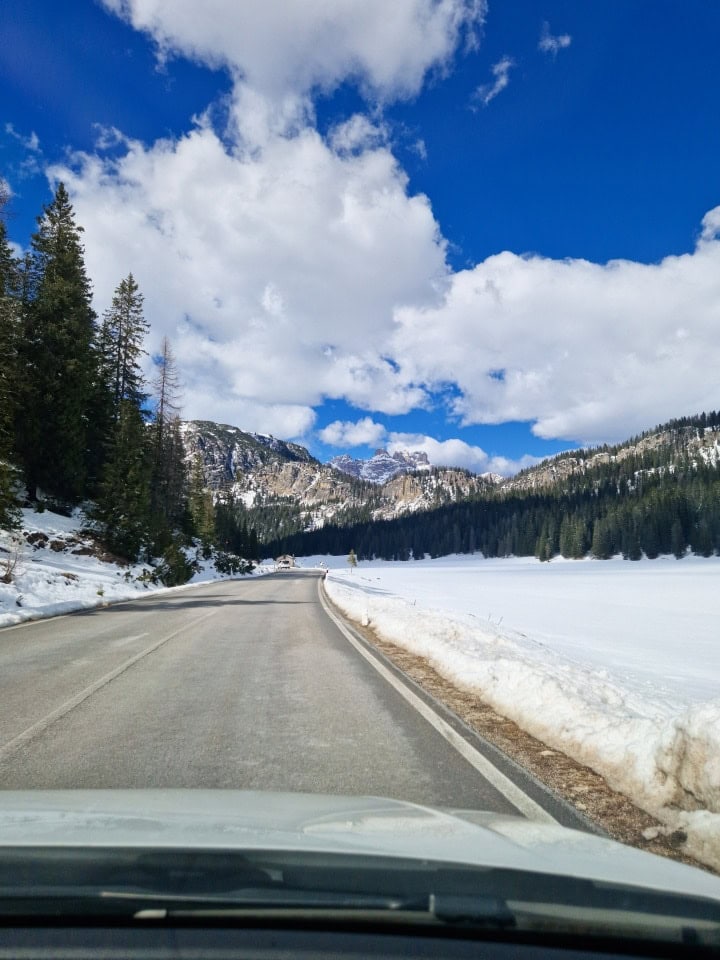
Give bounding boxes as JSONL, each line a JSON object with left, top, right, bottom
{"left": 329, "top": 448, "right": 430, "bottom": 484}
{"left": 181, "top": 421, "right": 493, "bottom": 529}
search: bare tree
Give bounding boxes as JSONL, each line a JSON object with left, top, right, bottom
{"left": 153, "top": 336, "right": 182, "bottom": 429}
{"left": 0, "top": 535, "right": 24, "bottom": 584}
{"left": 149, "top": 337, "right": 187, "bottom": 545}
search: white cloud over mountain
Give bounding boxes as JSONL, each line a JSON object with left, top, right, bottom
{"left": 318, "top": 418, "right": 538, "bottom": 476}
{"left": 46, "top": 0, "right": 720, "bottom": 454}
{"left": 386, "top": 433, "right": 540, "bottom": 475}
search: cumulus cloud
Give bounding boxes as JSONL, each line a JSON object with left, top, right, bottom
{"left": 50, "top": 100, "right": 447, "bottom": 436}
{"left": 700, "top": 206, "right": 720, "bottom": 242}
{"left": 473, "top": 56, "right": 514, "bottom": 107}
{"left": 538, "top": 22, "right": 572, "bottom": 57}
{"left": 392, "top": 211, "right": 720, "bottom": 444}
{"left": 319, "top": 417, "right": 388, "bottom": 447}
{"left": 329, "top": 115, "right": 388, "bottom": 156}
{"left": 386, "top": 433, "right": 539, "bottom": 475}
{"left": 100, "top": 0, "right": 486, "bottom": 102}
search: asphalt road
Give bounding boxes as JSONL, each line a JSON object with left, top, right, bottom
{"left": 0, "top": 572, "right": 571, "bottom": 820}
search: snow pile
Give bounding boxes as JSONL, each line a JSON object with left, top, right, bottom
{"left": 0, "top": 509, "right": 260, "bottom": 628}
{"left": 319, "top": 555, "right": 720, "bottom": 871}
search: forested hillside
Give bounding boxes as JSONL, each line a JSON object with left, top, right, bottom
{"left": 265, "top": 415, "right": 720, "bottom": 561}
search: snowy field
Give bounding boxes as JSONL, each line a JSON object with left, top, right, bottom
{"left": 0, "top": 509, "right": 263, "bottom": 629}
{"left": 309, "top": 554, "right": 720, "bottom": 871}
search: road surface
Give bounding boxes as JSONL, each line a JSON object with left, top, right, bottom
{"left": 0, "top": 571, "right": 582, "bottom": 824}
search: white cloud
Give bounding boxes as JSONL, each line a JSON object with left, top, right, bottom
{"left": 700, "top": 206, "right": 720, "bottom": 242}
{"left": 319, "top": 417, "right": 387, "bottom": 447}
{"left": 329, "top": 115, "right": 387, "bottom": 155}
{"left": 3, "top": 125, "right": 43, "bottom": 178}
{"left": 5, "top": 123, "right": 40, "bottom": 152}
{"left": 473, "top": 56, "right": 514, "bottom": 106}
{"left": 412, "top": 138, "right": 428, "bottom": 161}
{"left": 387, "top": 433, "right": 539, "bottom": 475}
{"left": 51, "top": 99, "right": 447, "bottom": 438}
{"left": 392, "top": 210, "right": 720, "bottom": 444}
{"left": 93, "top": 124, "right": 128, "bottom": 150}
{"left": 538, "top": 22, "right": 572, "bottom": 57}
{"left": 100, "top": 0, "right": 486, "bottom": 103}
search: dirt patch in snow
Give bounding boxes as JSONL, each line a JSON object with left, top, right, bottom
{"left": 328, "top": 596, "right": 715, "bottom": 875}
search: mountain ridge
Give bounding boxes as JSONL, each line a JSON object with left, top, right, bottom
{"left": 181, "top": 412, "right": 720, "bottom": 553}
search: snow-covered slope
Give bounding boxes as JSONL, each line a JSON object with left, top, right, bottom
{"left": 0, "top": 509, "right": 259, "bottom": 628}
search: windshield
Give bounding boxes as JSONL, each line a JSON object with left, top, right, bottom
{"left": 1, "top": 0, "right": 720, "bottom": 951}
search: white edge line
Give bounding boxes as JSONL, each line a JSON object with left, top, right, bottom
{"left": 318, "top": 579, "right": 557, "bottom": 824}
{"left": 0, "top": 609, "right": 220, "bottom": 761}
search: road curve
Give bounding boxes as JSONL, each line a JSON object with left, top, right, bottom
{"left": 0, "top": 571, "right": 574, "bottom": 822}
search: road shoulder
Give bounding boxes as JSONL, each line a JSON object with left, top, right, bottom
{"left": 319, "top": 580, "right": 712, "bottom": 873}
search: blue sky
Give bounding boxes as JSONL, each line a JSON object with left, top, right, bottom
{"left": 3, "top": 1, "right": 720, "bottom": 472}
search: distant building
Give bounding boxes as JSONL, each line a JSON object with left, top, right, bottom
{"left": 275, "top": 555, "right": 295, "bottom": 570}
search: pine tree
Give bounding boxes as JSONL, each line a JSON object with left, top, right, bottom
{"left": 17, "top": 183, "right": 99, "bottom": 502}
{"left": 0, "top": 219, "right": 21, "bottom": 528}
{"left": 670, "top": 519, "right": 686, "bottom": 559}
{"left": 188, "top": 454, "right": 215, "bottom": 553}
{"left": 591, "top": 517, "right": 613, "bottom": 559}
{"left": 94, "top": 400, "right": 151, "bottom": 559}
{"left": 98, "top": 274, "right": 149, "bottom": 418}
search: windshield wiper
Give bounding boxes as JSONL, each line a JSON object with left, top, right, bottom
{"left": 0, "top": 886, "right": 516, "bottom": 930}
{"left": 428, "top": 893, "right": 516, "bottom": 928}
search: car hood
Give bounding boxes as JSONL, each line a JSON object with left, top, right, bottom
{"left": 0, "top": 790, "right": 718, "bottom": 903}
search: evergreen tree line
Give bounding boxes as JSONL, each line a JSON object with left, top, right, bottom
{"left": 263, "top": 449, "right": 720, "bottom": 562}
{"left": 0, "top": 183, "right": 257, "bottom": 579}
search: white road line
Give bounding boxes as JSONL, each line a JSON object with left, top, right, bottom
{"left": 111, "top": 633, "right": 149, "bottom": 646}
{"left": 318, "top": 580, "right": 557, "bottom": 824}
{"left": 0, "top": 610, "right": 219, "bottom": 761}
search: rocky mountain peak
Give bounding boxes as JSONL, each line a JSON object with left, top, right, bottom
{"left": 329, "top": 448, "right": 431, "bottom": 485}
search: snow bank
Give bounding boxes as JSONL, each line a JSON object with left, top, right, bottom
{"left": 320, "top": 555, "right": 720, "bottom": 871}
{"left": 0, "top": 509, "right": 261, "bottom": 628}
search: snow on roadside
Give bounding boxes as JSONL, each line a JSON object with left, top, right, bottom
{"left": 318, "top": 554, "right": 720, "bottom": 871}
{"left": 0, "top": 509, "right": 262, "bottom": 629}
